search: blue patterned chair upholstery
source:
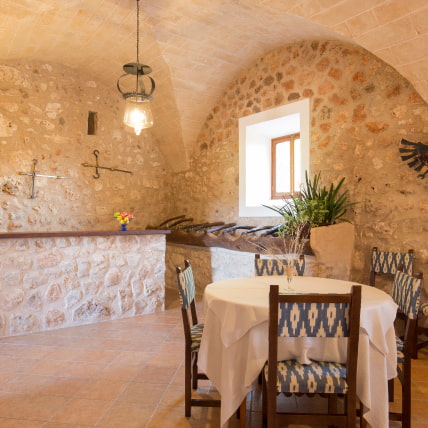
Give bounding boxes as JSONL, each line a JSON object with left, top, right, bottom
{"left": 370, "top": 247, "right": 414, "bottom": 287}
{"left": 263, "top": 284, "right": 362, "bottom": 428}
{"left": 176, "top": 260, "right": 220, "bottom": 416}
{"left": 389, "top": 270, "right": 423, "bottom": 428}
{"left": 254, "top": 253, "right": 305, "bottom": 277}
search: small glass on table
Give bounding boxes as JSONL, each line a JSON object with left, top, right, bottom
{"left": 283, "top": 257, "right": 297, "bottom": 291}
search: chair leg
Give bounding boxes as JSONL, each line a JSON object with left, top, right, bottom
{"left": 240, "top": 397, "right": 247, "bottom": 428}
{"left": 328, "top": 395, "right": 337, "bottom": 413}
{"left": 328, "top": 395, "right": 338, "bottom": 428}
{"left": 185, "top": 350, "right": 192, "bottom": 417}
{"left": 192, "top": 352, "right": 198, "bottom": 390}
{"left": 402, "top": 371, "right": 411, "bottom": 428}
{"left": 388, "top": 378, "right": 394, "bottom": 402}
{"left": 262, "top": 373, "right": 267, "bottom": 428}
{"left": 411, "top": 318, "right": 419, "bottom": 359}
{"left": 344, "top": 394, "right": 357, "bottom": 428}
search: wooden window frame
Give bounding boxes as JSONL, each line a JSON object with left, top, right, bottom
{"left": 271, "top": 132, "right": 300, "bottom": 200}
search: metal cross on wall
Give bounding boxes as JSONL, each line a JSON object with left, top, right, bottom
{"left": 81, "top": 150, "right": 133, "bottom": 179}
{"left": 18, "top": 159, "right": 73, "bottom": 199}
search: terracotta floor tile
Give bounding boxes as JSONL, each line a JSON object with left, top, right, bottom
{"left": 71, "top": 349, "right": 120, "bottom": 364}
{"left": 43, "top": 347, "right": 89, "bottom": 361}
{"left": 76, "top": 378, "right": 128, "bottom": 401}
{"left": 6, "top": 394, "right": 68, "bottom": 420}
{"left": 0, "top": 392, "right": 26, "bottom": 417}
{"left": 110, "top": 351, "right": 153, "bottom": 366}
{"left": 414, "top": 380, "right": 428, "bottom": 394}
{"left": 0, "top": 357, "right": 38, "bottom": 374}
{"left": 16, "top": 346, "right": 51, "bottom": 360}
{"left": 25, "top": 359, "right": 70, "bottom": 376}
{"left": 156, "top": 341, "right": 184, "bottom": 355}
{"left": 133, "top": 364, "right": 178, "bottom": 384}
{"left": 0, "top": 374, "right": 53, "bottom": 394}
{"left": 0, "top": 344, "right": 28, "bottom": 357}
{"left": 97, "top": 364, "right": 143, "bottom": 382}
{"left": 159, "top": 385, "right": 186, "bottom": 407}
{"left": 147, "top": 352, "right": 183, "bottom": 368}
{"left": 97, "top": 401, "right": 155, "bottom": 428}
{"left": 118, "top": 382, "right": 167, "bottom": 406}
{"left": 147, "top": 405, "right": 221, "bottom": 428}
{"left": 0, "top": 420, "right": 44, "bottom": 428}
{"left": 50, "top": 398, "right": 111, "bottom": 425}
{"left": 44, "top": 423, "right": 96, "bottom": 428}
{"left": 39, "top": 376, "right": 89, "bottom": 397}
{"left": 171, "top": 372, "right": 186, "bottom": 387}
{"left": 0, "top": 374, "right": 15, "bottom": 386}
{"left": 60, "top": 361, "right": 106, "bottom": 379}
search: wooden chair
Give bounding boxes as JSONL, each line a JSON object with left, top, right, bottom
{"left": 389, "top": 270, "right": 423, "bottom": 428}
{"left": 254, "top": 253, "right": 305, "bottom": 276}
{"left": 369, "top": 247, "right": 427, "bottom": 358}
{"left": 263, "top": 284, "right": 362, "bottom": 428}
{"left": 176, "top": 260, "right": 220, "bottom": 416}
{"left": 369, "top": 247, "right": 414, "bottom": 287}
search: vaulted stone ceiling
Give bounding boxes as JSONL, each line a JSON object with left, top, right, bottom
{"left": 0, "top": 0, "right": 426, "bottom": 171}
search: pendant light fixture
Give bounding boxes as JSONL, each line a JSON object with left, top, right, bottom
{"left": 117, "top": 0, "right": 155, "bottom": 136}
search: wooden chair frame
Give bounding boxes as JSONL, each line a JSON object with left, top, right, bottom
{"left": 176, "top": 260, "right": 220, "bottom": 416}
{"left": 389, "top": 271, "right": 423, "bottom": 428}
{"left": 263, "top": 284, "right": 362, "bottom": 428}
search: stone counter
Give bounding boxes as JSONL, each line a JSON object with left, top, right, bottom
{"left": 0, "top": 230, "right": 169, "bottom": 337}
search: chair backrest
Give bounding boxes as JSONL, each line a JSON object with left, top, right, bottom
{"left": 176, "top": 260, "right": 198, "bottom": 343}
{"left": 177, "top": 259, "right": 196, "bottom": 309}
{"left": 255, "top": 253, "right": 305, "bottom": 277}
{"left": 268, "top": 284, "right": 361, "bottom": 391}
{"left": 392, "top": 270, "right": 423, "bottom": 320}
{"left": 370, "top": 247, "right": 414, "bottom": 286}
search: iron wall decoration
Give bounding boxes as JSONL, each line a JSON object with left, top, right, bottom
{"left": 399, "top": 138, "right": 428, "bottom": 179}
{"left": 81, "top": 150, "right": 133, "bottom": 179}
{"left": 18, "top": 159, "right": 72, "bottom": 199}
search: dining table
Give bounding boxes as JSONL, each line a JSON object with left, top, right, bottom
{"left": 198, "top": 275, "right": 398, "bottom": 428}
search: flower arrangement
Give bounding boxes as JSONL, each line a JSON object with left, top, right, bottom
{"left": 114, "top": 211, "right": 135, "bottom": 227}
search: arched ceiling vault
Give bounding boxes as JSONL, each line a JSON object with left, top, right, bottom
{"left": 0, "top": 0, "right": 426, "bottom": 172}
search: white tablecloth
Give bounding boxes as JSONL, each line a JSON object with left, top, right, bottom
{"left": 198, "top": 276, "right": 398, "bottom": 428}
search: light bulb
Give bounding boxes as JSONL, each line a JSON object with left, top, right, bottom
{"left": 123, "top": 95, "right": 153, "bottom": 134}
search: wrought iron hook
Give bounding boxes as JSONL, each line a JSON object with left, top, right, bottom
{"left": 93, "top": 149, "right": 100, "bottom": 179}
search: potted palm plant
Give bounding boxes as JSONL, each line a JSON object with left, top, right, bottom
{"left": 265, "top": 171, "right": 357, "bottom": 280}
{"left": 265, "top": 171, "right": 356, "bottom": 235}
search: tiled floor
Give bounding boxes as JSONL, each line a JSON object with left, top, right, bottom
{"left": 0, "top": 290, "right": 427, "bottom": 428}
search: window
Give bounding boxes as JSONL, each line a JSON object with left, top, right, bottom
{"left": 271, "top": 132, "right": 301, "bottom": 199}
{"left": 238, "top": 99, "right": 310, "bottom": 217}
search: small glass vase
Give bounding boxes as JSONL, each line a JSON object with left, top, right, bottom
{"left": 283, "top": 258, "right": 297, "bottom": 291}
{"left": 121, "top": 223, "right": 128, "bottom": 231}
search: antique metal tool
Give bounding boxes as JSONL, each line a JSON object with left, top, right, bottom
{"left": 81, "top": 149, "right": 133, "bottom": 179}
{"left": 18, "top": 159, "right": 72, "bottom": 199}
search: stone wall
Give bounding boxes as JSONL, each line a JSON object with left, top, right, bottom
{"left": 0, "top": 61, "right": 173, "bottom": 232}
{"left": 170, "top": 39, "right": 428, "bottom": 287}
{"left": 0, "top": 234, "right": 166, "bottom": 338}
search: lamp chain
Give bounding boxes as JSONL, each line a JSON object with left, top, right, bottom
{"left": 136, "top": 0, "right": 140, "bottom": 64}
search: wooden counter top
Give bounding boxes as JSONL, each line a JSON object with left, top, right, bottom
{"left": 0, "top": 230, "right": 170, "bottom": 239}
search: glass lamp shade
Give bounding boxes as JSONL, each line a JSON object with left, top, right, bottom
{"left": 123, "top": 95, "right": 153, "bottom": 135}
